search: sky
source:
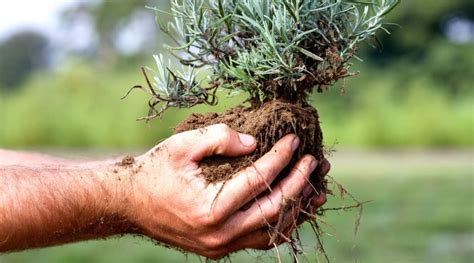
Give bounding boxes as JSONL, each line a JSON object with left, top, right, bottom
{"left": 0, "top": 0, "right": 85, "bottom": 41}
{"left": 0, "top": 0, "right": 157, "bottom": 56}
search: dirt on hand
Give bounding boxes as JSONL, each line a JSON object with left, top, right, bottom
{"left": 116, "top": 155, "right": 135, "bottom": 167}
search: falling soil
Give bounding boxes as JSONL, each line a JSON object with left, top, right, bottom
{"left": 175, "top": 99, "right": 326, "bottom": 191}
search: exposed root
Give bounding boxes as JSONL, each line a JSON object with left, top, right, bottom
{"left": 251, "top": 162, "right": 273, "bottom": 193}
{"left": 175, "top": 99, "right": 324, "bottom": 187}
{"left": 310, "top": 220, "right": 331, "bottom": 263}
{"left": 269, "top": 199, "right": 293, "bottom": 245}
{"left": 209, "top": 181, "right": 227, "bottom": 216}
{"left": 173, "top": 101, "right": 366, "bottom": 262}
{"left": 273, "top": 242, "right": 282, "bottom": 263}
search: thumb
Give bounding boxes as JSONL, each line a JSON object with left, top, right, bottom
{"left": 186, "top": 124, "right": 257, "bottom": 161}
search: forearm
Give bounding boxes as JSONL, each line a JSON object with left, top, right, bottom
{"left": 0, "top": 161, "right": 132, "bottom": 252}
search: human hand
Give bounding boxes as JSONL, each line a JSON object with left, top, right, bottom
{"left": 117, "top": 124, "right": 328, "bottom": 259}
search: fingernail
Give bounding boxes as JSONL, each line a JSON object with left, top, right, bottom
{"left": 239, "top": 133, "right": 256, "bottom": 147}
{"left": 291, "top": 136, "right": 300, "bottom": 151}
{"left": 309, "top": 158, "right": 318, "bottom": 173}
{"left": 303, "top": 185, "right": 313, "bottom": 199}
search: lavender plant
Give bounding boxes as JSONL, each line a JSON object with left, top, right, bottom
{"left": 125, "top": 0, "right": 399, "bottom": 119}
{"left": 125, "top": 1, "right": 399, "bottom": 261}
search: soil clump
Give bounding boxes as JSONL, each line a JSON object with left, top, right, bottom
{"left": 175, "top": 99, "right": 326, "bottom": 191}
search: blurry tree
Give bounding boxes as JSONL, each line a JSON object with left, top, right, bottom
{"left": 357, "top": 0, "right": 474, "bottom": 95}
{"left": 363, "top": 0, "right": 474, "bottom": 62}
{"left": 61, "top": 0, "right": 171, "bottom": 64}
{"left": 0, "top": 31, "right": 49, "bottom": 90}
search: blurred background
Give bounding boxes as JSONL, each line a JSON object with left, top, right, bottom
{"left": 0, "top": 0, "right": 472, "bottom": 262}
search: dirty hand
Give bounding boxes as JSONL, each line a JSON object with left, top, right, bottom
{"left": 120, "top": 124, "right": 328, "bottom": 259}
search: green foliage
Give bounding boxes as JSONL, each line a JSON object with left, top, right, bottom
{"left": 0, "top": 56, "right": 472, "bottom": 148}
{"left": 0, "top": 62, "right": 241, "bottom": 148}
{"left": 0, "top": 31, "right": 49, "bottom": 90}
{"left": 312, "top": 40, "right": 474, "bottom": 148}
{"left": 364, "top": 0, "right": 474, "bottom": 65}
{"left": 122, "top": 55, "right": 217, "bottom": 120}
{"left": 1, "top": 0, "right": 472, "bottom": 149}
{"left": 133, "top": 0, "right": 398, "bottom": 117}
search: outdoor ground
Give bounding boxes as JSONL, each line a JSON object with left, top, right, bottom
{"left": 0, "top": 149, "right": 472, "bottom": 263}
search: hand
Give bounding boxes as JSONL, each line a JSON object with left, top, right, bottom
{"left": 119, "top": 124, "right": 328, "bottom": 259}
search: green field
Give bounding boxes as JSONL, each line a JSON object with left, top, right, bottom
{"left": 1, "top": 150, "right": 472, "bottom": 263}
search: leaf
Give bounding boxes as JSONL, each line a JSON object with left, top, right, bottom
{"left": 298, "top": 47, "right": 324, "bottom": 62}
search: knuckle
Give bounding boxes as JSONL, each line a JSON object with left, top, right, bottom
{"left": 255, "top": 236, "right": 274, "bottom": 251}
{"left": 166, "top": 138, "right": 187, "bottom": 160}
{"left": 211, "top": 123, "right": 232, "bottom": 135}
{"left": 194, "top": 208, "right": 222, "bottom": 227}
{"left": 217, "top": 131, "right": 232, "bottom": 145}
{"left": 246, "top": 166, "right": 271, "bottom": 193}
{"left": 295, "top": 156, "right": 315, "bottom": 177}
{"left": 252, "top": 175, "right": 268, "bottom": 192}
{"left": 165, "top": 133, "right": 184, "bottom": 150}
{"left": 268, "top": 200, "right": 283, "bottom": 220}
{"left": 201, "top": 215, "right": 218, "bottom": 227}
{"left": 202, "top": 235, "right": 226, "bottom": 251}
{"left": 208, "top": 124, "right": 233, "bottom": 153}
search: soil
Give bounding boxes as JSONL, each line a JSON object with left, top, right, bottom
{"left": 116, "top": 155, "right": 135, "bottom": 166}
{"left": 175, "top": 99, "right": 326, "bottom": 192}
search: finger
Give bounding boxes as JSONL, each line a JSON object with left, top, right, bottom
{"left": 301, "top": 158, "right": 329, "bottom": 205}
{"left": 302, "top": 184, "right": 326, "bottom": 209}
{"left": 267, "top": 198, "right": 303, "bottom": 245}
{"left": 170, "top": 124, "right": 257, "bottom": 162}
{"left": 311, "top": 191, "right": 327, "bottom": 208}
{"left": 212, "top": 134, "right": 299, "bottom": 216}
{"left": 206, "top": 203, "right": 304, "bottom": 259}
{"left": 319, "top": 159, "right": 331, "bottom": 177}
{"left": 207, "top": 228, "right": 272, "bottom": 259}
{"left": 224, "top": 155, "right": 317, "bottom": 240}
{"left": 222, "top": 212, "right": 298, "bottom": 254}
{"left": 234, "top": 228, "right": 273, "bottom": 250}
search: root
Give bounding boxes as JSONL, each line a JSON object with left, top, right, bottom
{"left": 209, "top": 181, "right": 227, "bottom": 216}
{"left": 265, "top": 176, "right": 368, "bottom": 263}
{"left": 268, "top": 199, "right": 293, "bottom": 245}
{"left": 273, "top": 242, "right": 282, "bottom": 263}
{"left": 172, "top": 100, "right": 366, "bottom": 262}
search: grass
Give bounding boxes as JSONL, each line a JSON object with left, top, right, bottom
{"left": 1, "top": 150, "right": 472, "bottom": 263}
{"left": 0, "top": 56, "right": 472, "bottom": 149}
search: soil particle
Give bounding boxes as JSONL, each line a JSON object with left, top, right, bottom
{"left": 116, "top": 155, "right": 135, "bottom": 166}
